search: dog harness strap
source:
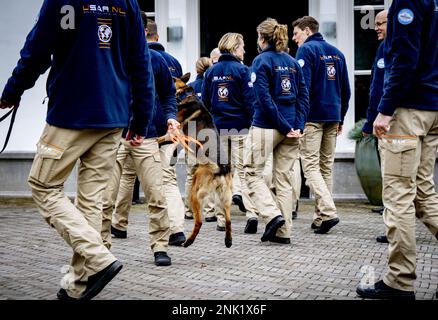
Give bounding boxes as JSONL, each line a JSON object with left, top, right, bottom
{"left": 0, "top": 106, "right": 18, "bottom": 154}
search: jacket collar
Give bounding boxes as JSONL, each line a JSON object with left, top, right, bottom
{"left": 218, "top": 52, "right": 242, "bottom": 63}
{"left": 260, "top": 44, "right": 276, "bottom": 53}
{"left": 304, "top": 32, "right": 324, "bottom": 44}
{"left": 148, "top": 42, "right": 165, "bottom": 52}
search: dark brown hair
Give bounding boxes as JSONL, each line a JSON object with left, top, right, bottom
{"left": 292, "top": 16, "right": 319, "bottom": 33}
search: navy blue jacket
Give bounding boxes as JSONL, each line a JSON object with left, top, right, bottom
{"left": 1, "top": 0, "right": 155, "bottom": 136}
{"left": 378, "top": 0, "right": 438, "bottom": 115}
{"left": 188, "top": 74, "right": 205, "bottom": 99}
{"left": 251, "top": 46, "right": 309, "bottom": 135}
{"left": 202, "top": 53, "right": 256, "bottom": 132}
{"left": 363, "top": 41, "right": 385, "bottom": 134}
{"left": 147, "top": 49, "right": 177, "bottom": 138}
{"left": 296, "top": 33, "right": 351, "bottom": 124}
{"left": 148, "top": 42, "right": 183, "bottom": 78}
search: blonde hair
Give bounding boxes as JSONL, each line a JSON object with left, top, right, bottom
{"left": 218, "top": 33, "right": 244, "bottom": 55}
{"left": 195, "top": 57, "right": 212, "bottom": 75}
{"left": 257, "top": 18, "right": 289, "bottom": 52}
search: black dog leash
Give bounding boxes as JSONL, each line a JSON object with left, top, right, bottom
{"left": 0, "top": 106, "right": 18, "bottom": 154}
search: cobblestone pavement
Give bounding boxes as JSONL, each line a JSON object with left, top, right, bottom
{"left": 0, "top": 198, "right": 436, "bottom": 300}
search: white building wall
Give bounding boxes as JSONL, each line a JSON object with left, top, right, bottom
{"left": 155, "top": 0, "right": 199, "bottom": 82}
{"left": 1, "top": 0, "right": 355, "bottom": 153}
{"left": 0, "top": 0, "right": 47, "bottom": 152}
{"left": 309, "top": 0, "right": 356, "bottom": 154}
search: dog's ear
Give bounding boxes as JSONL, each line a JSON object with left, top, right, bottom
{"left": 180, "top": 72, "right": 191, "bottom": 84}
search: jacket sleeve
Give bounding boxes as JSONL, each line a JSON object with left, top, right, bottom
{"left": 127, "top": 1, "right": 156, "bottom": 137}
{"left": 240, "top": 67, "right": 256, "bottom": 121}
{"left": 295, "top": 46, "right": 313, "bottom": 95}
{"left": 155, "top": 56, "right": 177, "bottom": 122}
{"left": 201, "top": 69, "right": 212, "bottom": 111}
{"left": 378, "top": 0, "right": 424, "bottom": 116}
{"left": 294, "top": 65, "right": 310, "bottom": 131}
{"left": 252, "top": 58, "right": 293, "bottom": 136}
{"left": 340, "top": 55, "right": 351, "bottom": 124}
{"left": 1, "top": 0, "right": 56, "bottom": 103}
{"left": 363, "top": 45, "right": 384, "bottom": 134}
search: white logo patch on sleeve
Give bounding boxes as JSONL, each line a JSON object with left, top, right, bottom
{"left": 398, "top": 8, "right": 414, "bottom": 25}
{"left": 298, "top": 59, "right": 305, "bottom": 68}
{"left": 251, "top": 72, "right": 257, "bottom": 83}
{"left": 377, "top": 58, "right": 385, "bottom": 69}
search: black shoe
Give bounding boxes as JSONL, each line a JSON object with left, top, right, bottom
{"left": 79, "top": 260, "right": 123, "bottom": 300}
{"left": 371, "top": 207, "right": 384, "bottom": 214}
{"left": 376, "top": 235, "right": 389, "bottom": 243}
{"left": 356, "top": 280, "right": 415, "bottom": 300}
{"left": 57, "top": 288, "right": 77, "bottom": 300}
{"left": 216, "top": 225, "right": 226, "bottom": 232}
{"left": 232, "top": 194, "right": 247, "bottom": 213}
{"left": 269, "top": 236, "right": 291, "bottom": 244}
{"left": 292, "top": 211, "right": 297, "bottom": 220}
{"left": 184, "top": 214, "right": 193, "bottom": 220}
{"left": 310, "top": 222, "right": 320, "bottom": 230}
{"left": 261, "top": 215, "right": 285, "bottom": 242}
{"left": 205, "top": 216, "right": 217, "bottom": 222}
{"left": 154, "top": 252, "right": 171, "bottom": 266}
{"left": 244, "top": 218, "right": 258, "bottom": 234}
{"left": 111, "top": 226, "right": 127, "bottom": 239}
{"left": 169, "top": 232, "right": 186, "bottom": 246}
{"left": 314, "top": 218, "right": 339, "bottom": 234}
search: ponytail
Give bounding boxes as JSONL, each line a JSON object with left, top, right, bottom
{"left": 273, "top": 24, "right": 289, "bottom": 52}
{"left": 257, "top": 18, "right": 289, "bottom": 53}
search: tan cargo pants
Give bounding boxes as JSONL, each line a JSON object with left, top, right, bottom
{"left": 101, "top": 138, "right": 170, "bottom": 253}
{"left": 300, "top": 122, "right": 339, "bottom": 225}
{"left": 244, "top": 127, "right": 300, "bottom": 238}
{"left": 379, "top": 108, "right": 438, "bottom": 291}
{"left": 264, "top": 153, "right": 302, "bottom": 214}
{"left": 28, "top": 124, "right": 121, "bottom": 299}
{"left": 107, "top": 143, "right": 185, "bottom": 236}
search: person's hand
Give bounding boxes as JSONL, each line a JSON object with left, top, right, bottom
{"left": 0, "top": 98, "right": 17, "bottom": 109}
{"left": 125, "top": 130, "right": 145, "bottom": 147}
{"left": 167, "top": 118, "right": 180, "bottom": 131}
{"left": 373, "top": 113, "right": 392, "bottom": 138}
{"left": 337, "top": 124, "right": 343, "bottom": 136}
{"left": 166, "top": 119, "right": 181, "bottom": 142}
{"left": 362, "top": 132, "right": 370, "bottom": 137}
{"left": 287, "top": 129, "right": 304, "bottom": 139}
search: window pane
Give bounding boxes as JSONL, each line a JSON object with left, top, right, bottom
{"left": 354, "top": 0, "right": 384, "bottom": 6}
{"left": 354, "top": 10, "right": 382, "bottom": 70}
{"left": 137, "top": 0, "right": 155, "bottom": 12}
{"left": 355, "top": 75, "right": 371, "bottom": 122}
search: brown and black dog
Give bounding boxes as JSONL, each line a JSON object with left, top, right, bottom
{"left": 158, "top": 73, "right": 233, "bottom": 248}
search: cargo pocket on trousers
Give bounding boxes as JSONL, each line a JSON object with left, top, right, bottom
{"left": 382, "top": 137, "right": 417, "bottom": 178}
{"left": 29, "top": 141, "right": 65, "bottom": 183}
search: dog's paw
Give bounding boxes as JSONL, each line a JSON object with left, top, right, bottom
{"left": 225, "top": 238, "right": 232, "bottom": 248}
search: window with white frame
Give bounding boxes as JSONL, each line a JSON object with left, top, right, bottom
{"left": 354, "top": 0, "right": 390, "bottom": 121}
{"left": 137, "top": 0, "right": 155, "bottom": 19}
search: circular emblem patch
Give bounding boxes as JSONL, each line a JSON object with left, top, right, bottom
{"left": 218, "top": 87, "right": 229, "bottom": 98}
{"left": 377, "top": 58, "right": 385, "bottom": 69}
{"left": 398, "top": 9, "right": 414, "bottom": 25}
{"left": 251, "top": 72, "right": 257, "bottom": 83}
{"left": 327, "top": 65, "right": 336, "bottom": 77}
{"left": 298, "top": 59, "right": 305, "bottom": 68}
{"left": 281, "top": 78, "right": 291, "bottom": 91}
{"left": 98, "top": 25, "right": 112, "bottom": 43}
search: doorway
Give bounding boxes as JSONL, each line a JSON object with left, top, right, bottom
{"left": 200, "top": 1, "right": 309, "bottom": 65}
